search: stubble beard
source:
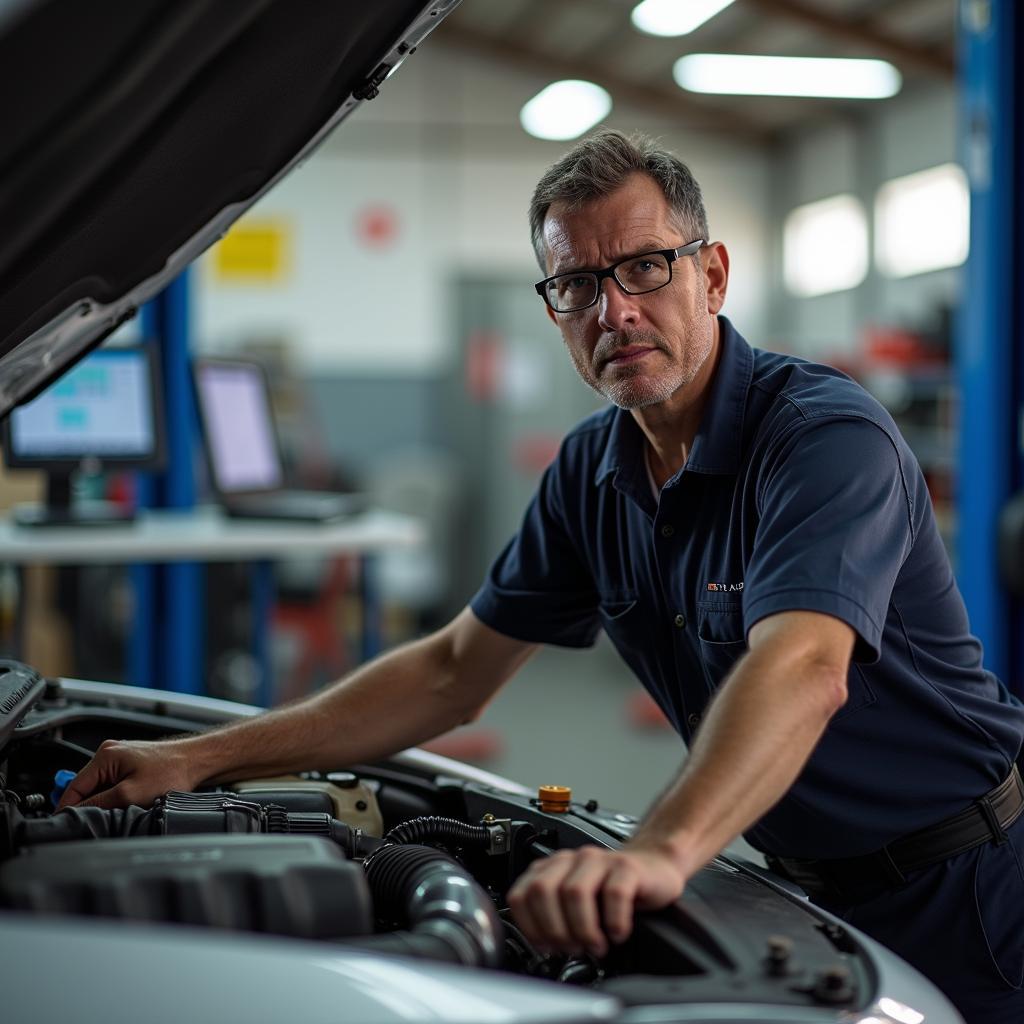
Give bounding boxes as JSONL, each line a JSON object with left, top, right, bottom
{"left": 570, "top": 313, "right": 714, "bottom": 411}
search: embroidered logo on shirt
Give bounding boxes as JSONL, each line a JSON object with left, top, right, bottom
{"left": 706, "top": 581, "right": 744, "bottom": 592}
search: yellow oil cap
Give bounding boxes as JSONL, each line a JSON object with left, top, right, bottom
{"left": 538, "top": 784, "right": 572, "bottom": 813}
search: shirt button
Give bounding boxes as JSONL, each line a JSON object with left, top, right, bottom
{"left": 687, "top": 713, "right": 701, "bottom": 730}
{"left": 660, "top": 524, "right": 675, "bottom": 538}
{"left": 673, "top": 613, "right": 686, "bottom": 628}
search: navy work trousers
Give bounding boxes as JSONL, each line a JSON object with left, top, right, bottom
{"left": 816, "top": 814, "right": 1024, "bottom": 1024}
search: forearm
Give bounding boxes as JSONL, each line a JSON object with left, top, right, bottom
{"left": 60, "top": 608, "right": 535, "bottom": 811}
{"left": 629, "top": 642, "right": 847, "bottom": 875}
{"left": 172, "top": 631, "right": 480, "bottom": 786}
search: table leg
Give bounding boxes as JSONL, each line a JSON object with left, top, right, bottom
{"left": 250, "top": 560, "right": 275, "bottom": 708}
{"left": 359, "top": 554, "right": 381, "bottom": 662}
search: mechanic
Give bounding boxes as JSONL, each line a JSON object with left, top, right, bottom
{"left": 61, "top": 130, "right": 1024, "bottom": 1023}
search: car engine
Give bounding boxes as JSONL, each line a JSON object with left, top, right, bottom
{"left": 0, "top": 658, "right": 925, "bottom": 1019}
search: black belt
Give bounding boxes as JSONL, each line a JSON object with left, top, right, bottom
{"left": 767, "top": 765, "right": 1024, "bottom": 901}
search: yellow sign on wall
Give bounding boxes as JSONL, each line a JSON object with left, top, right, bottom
{"left": 213, "top": 219, "right": 290, "bottom": 281}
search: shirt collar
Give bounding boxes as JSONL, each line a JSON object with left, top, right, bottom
{"left": 593, "top": 316, "right": 754, "bottom": 494}
{"left": 685, "top": 315, "right": 753, "bottom": 475}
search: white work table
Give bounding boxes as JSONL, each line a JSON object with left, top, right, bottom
{"left": 0, "top": 504, "right": 425, "bottom": 702}
{"left": 0, "top": 505, "right": 424, "bottom": 563}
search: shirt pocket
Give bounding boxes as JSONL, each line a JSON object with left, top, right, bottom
{"left": 696, "top": 601, "right": 746, "bottom": 688}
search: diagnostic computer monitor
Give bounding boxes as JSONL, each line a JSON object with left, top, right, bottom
{"left": 1, "top": 344, "right": 165, "bottom": 525}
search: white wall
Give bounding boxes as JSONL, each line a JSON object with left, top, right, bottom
{"left": 192, "top": 38, "right": 960, "bottom": 379}
{"left": 194, "top": 43, "right": 772, "bottom": 374}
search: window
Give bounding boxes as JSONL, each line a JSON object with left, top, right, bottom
{"left": 875, "top": 164, "right": 969, "bottom": 278}
{"left": 783, "top": 194, "right": 868, "bottom": 297}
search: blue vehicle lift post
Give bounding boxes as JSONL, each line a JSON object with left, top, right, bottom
{"left": 956, "top": 0, "right": 1023, "bottom": 692}
{"left": 127, "top": 270, "right": 204, "bottom": 695}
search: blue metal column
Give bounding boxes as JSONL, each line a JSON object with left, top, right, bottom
{"left": 956, "top": 0, "right": 1021, "bottom": 689}
{"left": 127, "top": 303, "right": 159, "bottom": 688}
{"left": 359, "top": 555, "right": 382, "bottom": 662}
{"left": 126, "top": 270, "right": 204, "bottom": 694}
{"left": 155, "top": 270, "right": 204, "bottom": 695}
{"left": 250, "top": 561, "right": 275, "bottom": 707}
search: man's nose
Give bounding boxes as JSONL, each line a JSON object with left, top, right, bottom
{"left": 596, "top": 277, "right": 641, "bottom": 332}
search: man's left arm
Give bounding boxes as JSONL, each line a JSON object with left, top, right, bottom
{"left": 507, "top": 609, "right": 854, "bottom": 957}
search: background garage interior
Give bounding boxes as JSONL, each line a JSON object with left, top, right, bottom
{"left": 0, "top": 0, "right": 1020, "bottom": 817}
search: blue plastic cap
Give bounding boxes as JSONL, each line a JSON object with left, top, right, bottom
{"left": 50, "top": 769, "right": 77, "bottom": 807}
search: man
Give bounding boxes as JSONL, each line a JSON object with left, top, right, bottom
{"left": 63, "top": 131, "right": 1023, "bottom": 1022}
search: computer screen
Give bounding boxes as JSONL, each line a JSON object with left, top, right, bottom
{"left": 2, "top": 345, "right": 163, "bottom": 471}
{"left": 193, "top": 360, "right": 284, "bottom": 494}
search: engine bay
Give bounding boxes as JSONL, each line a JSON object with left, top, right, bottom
{"left": 0, "top": 658, "right": 878, "bottom": 1015}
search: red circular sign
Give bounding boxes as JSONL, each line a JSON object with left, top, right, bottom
{"left": 356, "top": 204, "right": 399, "bottom": 247}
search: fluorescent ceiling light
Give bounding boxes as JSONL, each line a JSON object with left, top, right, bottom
{"left": 520, "top": 80, "right": 612, "bottom": 141}
{"left": 784, "top": 194, "right": 868, "bottom": 297}
{"left": 674, "top": 54, "right": 902, "bottom": 99}
{"left": 631, "top": 0, "right": 736, "bottom": 36}
{"left": 875, "top": 164, "right": 970, "bottom": 278}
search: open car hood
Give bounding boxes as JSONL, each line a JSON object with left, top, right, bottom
{"left": 0, "top": 0, "right": 459, "bottom": 419}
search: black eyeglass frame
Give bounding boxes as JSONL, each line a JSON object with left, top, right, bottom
{"left": 534, "top": 239, "right": 706, "bottom": 313}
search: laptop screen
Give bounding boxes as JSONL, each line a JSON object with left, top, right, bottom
{"left": 194, "top": 361, "right": 283, "bottom": 494}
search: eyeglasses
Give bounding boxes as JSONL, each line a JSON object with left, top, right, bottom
{"left": 535, "top": 239, "right": 706, "bottom": 314}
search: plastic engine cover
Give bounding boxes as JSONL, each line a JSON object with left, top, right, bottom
{"left": 0, "top": 833, "right": 372, "bottom": 939}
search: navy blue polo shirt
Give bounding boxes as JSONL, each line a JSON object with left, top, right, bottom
{"left": 471, "top": 317, "right": 1024, "bottom": 859}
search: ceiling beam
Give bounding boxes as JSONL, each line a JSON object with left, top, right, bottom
{"left": 744, "top": 0, "right": 955, "bottom": 77}
{"left": 434, "top": 21, "right": 772, "bottom": 143}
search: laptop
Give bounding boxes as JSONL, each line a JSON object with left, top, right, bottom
{"left": 192, "top": 358, "right": 366, "bottom": 523}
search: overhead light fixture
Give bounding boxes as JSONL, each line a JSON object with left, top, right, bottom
{"left": 631, "top": 0, "right": 736, "bottom": 36}
{"left": 520, "top": 80, "right": 612, "bottom": 141}
{"left": 674, "top": 54, "right": 902, "bottom": 99}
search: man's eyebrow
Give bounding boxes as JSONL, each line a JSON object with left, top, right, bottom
{"left": 551, "top": 262, "right": 595, "bottom": 277}
{"left": 551, "top": 242, "right": 668, "bottom": 276}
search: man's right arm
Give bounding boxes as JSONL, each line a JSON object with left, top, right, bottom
{"left": 58, "top": 607, "right": 537, "bottom": 810}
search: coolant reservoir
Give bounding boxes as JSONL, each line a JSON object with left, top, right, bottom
{"left": 232, "top": 772, "right": 383, "bottom": 837}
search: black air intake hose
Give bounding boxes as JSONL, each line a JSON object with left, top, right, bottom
{"left": 16, "top": 791, "right": 373, "bottom": 857}
{"left": 17, "top": 792, "right": 265, "bottom": 845}
{"left": 353, "top": 843, "right": 503, "bottom": 967}
{"left": 380, "top": 815, "right": 491, "bottom": 849}
{"left": 17, "top": 804, "right": 183, "bottom": 845}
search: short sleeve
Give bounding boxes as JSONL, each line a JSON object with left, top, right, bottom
{"left": 743, "top": 417, "right": 915, "bottom": 662}
{"left": 470, "top": 458, "right": 601, "bottom": 647}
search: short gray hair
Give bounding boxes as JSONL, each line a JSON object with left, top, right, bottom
{"left": 528, "top": 129, "right": 710, "bottom": 270}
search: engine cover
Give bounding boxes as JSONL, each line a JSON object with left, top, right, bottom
{"left": 0, "top": 833, "right": 372, "bottom": 939}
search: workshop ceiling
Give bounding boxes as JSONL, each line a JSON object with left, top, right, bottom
{"left": 430, "top": 0, "right": 957, "bottom": 143}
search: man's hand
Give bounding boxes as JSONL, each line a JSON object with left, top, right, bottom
{"left": 507, "top": 842, "right": 686, "bottom": 958}
{"left": 57, "top": 739, "right": 196, "bottom": 810}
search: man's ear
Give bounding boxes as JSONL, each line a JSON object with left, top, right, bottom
{"left": 545, "top": 303, "right": 558, "bottom": 327}
{"left": 703, "top": 242, "right": 729, "bottom": 314}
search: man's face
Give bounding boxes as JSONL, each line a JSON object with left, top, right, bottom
{"left": 541, "top": 173, "right": 723, "bottom": 411}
